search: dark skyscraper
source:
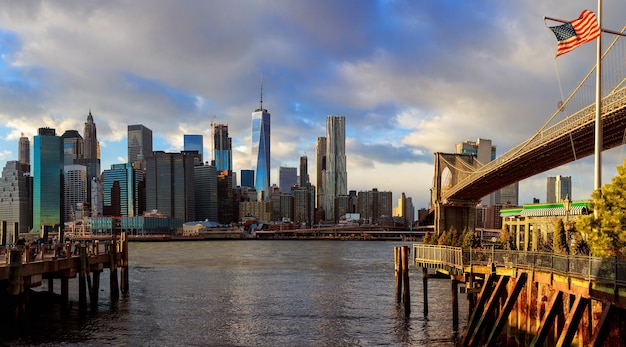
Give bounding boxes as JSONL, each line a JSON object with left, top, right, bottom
{"left": 241, "top": 169, "right": 255, "bottom": 189}
{"left": 83, "top": 110, "right": 99, "bottom": 160}
{"left": 299, "top": 155, "right": 308, "bottom": 187}
{"left": 145, "top": 151, "right": 195, "bottom": 222}
{"left": 128, "top": 124, "right": 153, "bottom": 169}
{"left": 78, "top": 111, "right": 101, "bottom": 216}
{"left": 18, "top": 133, "right": 30, "bottom": 167}
{"left": 315, "top": 136, "right": 327, "bottom": 221}
{"left": 61, "top": 130, "right": 84, "bottom": 165}
{"left": 213, "top": 124, "right": 232, "bottom": 171}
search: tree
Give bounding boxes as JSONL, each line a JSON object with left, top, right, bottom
{"left": 553, "top": 218, "right": 569, "bottom": 254}
{"left": 461, "top": 229, "right": 481, "bottom": 249}
{"left": 422, "top": 231, "right": 431, "bottom": 245}
{"left": 450, "top": 228, "right": 461, "bottom": 247}
{"left": 577, "top": 158, "right": 626, "bottom": 258}
{"left": 500, "top": 225, "right": 516, "bottom": 250}
{"left": 438, "top": 230, "right": 450, "bottom": 245}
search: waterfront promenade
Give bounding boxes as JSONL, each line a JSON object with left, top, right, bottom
{"left": 413, "top": 244, "right": 626, "bottom": 346}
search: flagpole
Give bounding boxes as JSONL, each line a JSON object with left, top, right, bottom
{"left": 594, "top": 0, "right": 602, "bottom": 217}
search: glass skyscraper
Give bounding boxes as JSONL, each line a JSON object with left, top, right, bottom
{"left": 278, "top": 167, "right": 297, "bottom": 194}
{"left": 213, "top": 124, "right": 232, "bottom": 171}
{"left": 251, "top": 98, "right": 270, "bottom": 200}
{"left": 241, "top": 169, "right": 255, "bottom": 188}
{"left": 103, "top": 163, "right": 144, "bottom": 217}
{"left": 184, "top": 134, "right": 204, "bottom": 164}
{"left": 33, "top": 127, "right": 63, "bottom": 234}
{"left": 194, "top": 163, "right": 218, "bottom": 222}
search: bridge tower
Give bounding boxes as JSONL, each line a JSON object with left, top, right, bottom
{"left": 432, "top": 153, "right": 481, "bottom": 234}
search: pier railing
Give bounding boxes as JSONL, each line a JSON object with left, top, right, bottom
{"left": 413, "top": 244, "right": 626, "bottom": 287}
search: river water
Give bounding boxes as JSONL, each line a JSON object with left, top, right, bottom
{"left": 8, "top": 240, "right": 466, "bottom": 346}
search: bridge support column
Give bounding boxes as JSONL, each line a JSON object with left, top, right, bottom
{"left": 435, "top": 204, "right": 477, "bottom": 234}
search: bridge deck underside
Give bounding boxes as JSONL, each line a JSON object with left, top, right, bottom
{"left": 448, "top": 107, "right": 626, "bottom": 201}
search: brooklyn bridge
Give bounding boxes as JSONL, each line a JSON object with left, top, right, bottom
{"left": 430, "top": 26, "right": 626, "bottom": 233}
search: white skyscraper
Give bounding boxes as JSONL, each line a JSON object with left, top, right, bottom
{"left": 325, "top": 115, "right": 347, "bottom": 221}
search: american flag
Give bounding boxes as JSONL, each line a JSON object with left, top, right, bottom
{"left": 549, "top": 9, "right": 601, "bottom": 57}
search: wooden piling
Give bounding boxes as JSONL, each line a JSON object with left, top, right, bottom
{"left": 7, "top": 248, "right": 24, "bottom": 321}
{"left": 401, "top": 246, "right": 410, "bottom": 314}
{"left": 452, "top": 278, "right": 459, "bottom": 331}
{"left": 61, "top": 277, "right": 69, "bottom": 305}
{"left": 395, "top": 247, "right": 402, "bottom": 303}
{"left": 79, "top": 244, "right": 87, "bottom": 309}
{"left": 91, "top": 271, "right": 100, "bottom": 308}
{"left": 422, "top": 267, "right": 429, "bottom": 316}
{"left": 121, "top": 232, "right": 129, "bottom": 293}
{"left": 109, "top": 239, "right": 119, "bottom": 300}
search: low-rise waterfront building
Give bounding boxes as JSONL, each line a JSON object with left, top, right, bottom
{"left": 500, "top": 200, "right": 590, "bottom": 251}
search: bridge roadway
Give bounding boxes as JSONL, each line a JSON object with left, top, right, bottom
{"left": 443, "top": 86, "right": 626, "bottom": 202}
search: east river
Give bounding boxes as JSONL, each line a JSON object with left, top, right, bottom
{"left": 7, "top": 240, "right": 467, "bottom": 346}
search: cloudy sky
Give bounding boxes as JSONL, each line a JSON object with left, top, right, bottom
{"left": 1, "top": 1, "right": 625, "bottom": 210}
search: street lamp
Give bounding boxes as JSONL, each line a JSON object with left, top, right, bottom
{"left": 563, "top": 194, "right": 572, "bottom": 222}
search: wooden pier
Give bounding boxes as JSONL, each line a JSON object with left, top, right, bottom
{"left": 0, "top": 233, "right": 129, "bottom": 324}
{"left": 411, "top": 244, "right": 626, "bottom": 346}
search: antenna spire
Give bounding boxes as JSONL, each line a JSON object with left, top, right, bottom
{"left": 259, "top": 75, "right": 263, "bottom": 111}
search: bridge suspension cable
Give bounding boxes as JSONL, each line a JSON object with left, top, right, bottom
{"left": 442, "top": 24, "right": 626, "bottom": 200}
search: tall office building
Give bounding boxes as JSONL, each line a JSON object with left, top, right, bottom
{"left": 213, "top": 124, "right": 232, "bottom": 171}
{"left": 324, "top": 115, "right": 347, "bottom": 221}
{"left": 145, "top": 151, "right": 195, "bottom": 222}
{"left": 216, "top": 170, "right": 235, "bottom": 224}
{"left": 184, "top": 134, "right": 204, "bottom": 164}
{"left": 194, "top": 163, "right": 218, "bottom": 222}
{"left": 61, "top": 130, "right": 84, "bottom": 165}
{"left": 103, "top": 163, "right": 145, "bottom": 217}
{"left": 547, "top": 175, "right": 572, "bottom": 203}
{"left": 299, "top": 155, "right": 308, "bottom": 187}
{"left": 456, "top": 138, "right": 519, "bottom": 206}
{"left": 75, "top": 111, "right": 102, "bottom": 216}
{"left": 393, "top": 193, "right": 415, "bottom": 226}
{"left": 0, "top": 161, "right": 32, "bottom": 241}
{"left": 64, "top": 165, "right": 88, "bottom": 223}
{"left": 278, "top": 167, "right": 297, "bottom": 194}
{"left": 83, "top": 110, "right": 99, "bottom": 160}
{"left": 251, "top": 84, "right": 270, "bottom": 200}
{"left": 357, "top": 188, "right": 393, "bottom": 225}
{"left": 33, "top": 127, "right": 63, "bottom": 234}
{"left": 128, "top": 124, "right": 153, "bottom": 169}
{"left": 315, "top": 137, "right": 327, "bottom": 219}
{"left": 240, "top": 169, "right": 255, "bottom": 189}
{"left": 18, "top": 133, "right": 30, "bottom": 166}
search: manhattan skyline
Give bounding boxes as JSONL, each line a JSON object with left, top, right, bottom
{"left": 1, "top": 2, "right": 626, "bottom": 209}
